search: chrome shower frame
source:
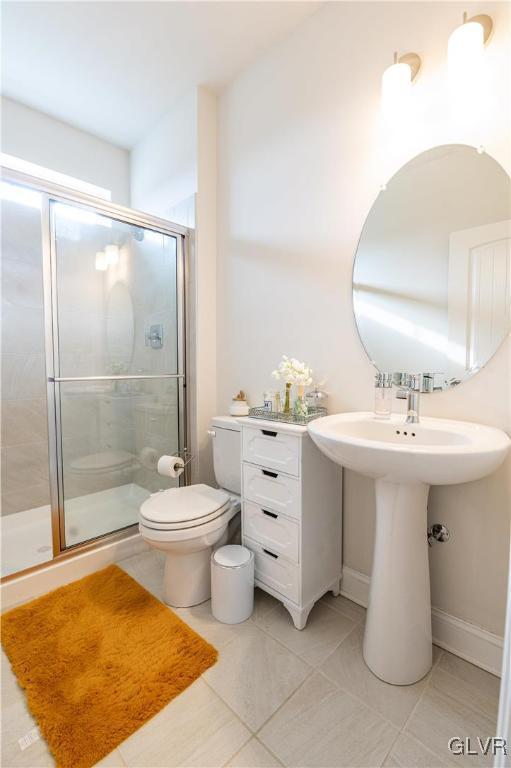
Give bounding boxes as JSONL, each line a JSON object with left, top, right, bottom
{"left": 1, "top": 166, "right": 193, "bottom": 579}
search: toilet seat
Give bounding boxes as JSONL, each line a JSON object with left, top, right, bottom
{"left": 139, "top": 484, "right": 231, "bottom": 531}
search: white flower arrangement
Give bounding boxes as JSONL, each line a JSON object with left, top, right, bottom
{"left": 272, "top": 355, "right": 313, "bottom": 386}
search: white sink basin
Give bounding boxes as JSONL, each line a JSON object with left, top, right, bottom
{"left": 308, "top": 412, "right": 510, "bottom": 485}
{"left": 308, "top": 412, "right": 510, "bottom": 686}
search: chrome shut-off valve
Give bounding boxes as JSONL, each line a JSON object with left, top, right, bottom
{"left": 427, "top": 523, "right": 451, "bottom": 547}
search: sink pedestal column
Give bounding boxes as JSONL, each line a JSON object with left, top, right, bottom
{"left": 363, "top": 479, "right": 432, "bottom": 685}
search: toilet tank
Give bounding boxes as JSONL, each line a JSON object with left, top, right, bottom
{"left": 211, "top": 416, "right": 241, "bottom": 495}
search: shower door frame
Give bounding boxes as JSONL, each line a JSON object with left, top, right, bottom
{"left": 1, "top": 166, "right": 192, "bottom": 571}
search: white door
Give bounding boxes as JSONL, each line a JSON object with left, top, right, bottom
{"left": 448, "top": 220, "right": 511, "bottom": 377}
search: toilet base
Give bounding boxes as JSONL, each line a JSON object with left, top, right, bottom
{"left": 162, "top": 528, "right": 229, "bottom": 608}
{"left": 163, "top": 549, "right": 211, "bottom": 607}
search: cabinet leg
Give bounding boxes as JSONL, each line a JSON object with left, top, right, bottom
{"left": 329, "top": 577, "right": 341, "bottom": 597}
{"left": 284, "top": 602, "right": 313, "bottom": 630}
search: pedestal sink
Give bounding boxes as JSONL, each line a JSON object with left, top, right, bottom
{"left": 308, "top": 412, "right": 510, "bottom": 685}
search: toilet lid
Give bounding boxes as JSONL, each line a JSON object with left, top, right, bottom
{"left": 140, "top": 484, "right": 230, "bottom": 527}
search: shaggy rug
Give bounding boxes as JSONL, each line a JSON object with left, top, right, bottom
{"left": 1, "top": 564, "right": 218, "bottom": 767}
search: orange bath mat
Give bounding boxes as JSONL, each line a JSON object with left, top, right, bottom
{"left": 1, "top": 564, "right": 218, "bottom": 768}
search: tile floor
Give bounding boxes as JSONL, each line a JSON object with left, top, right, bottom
{"left": 1, "top": 551, "right": 501, "bottom": 768}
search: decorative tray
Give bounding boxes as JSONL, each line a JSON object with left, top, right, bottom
{"left": 248, "top": 406, "right": 327, "bottom": 426}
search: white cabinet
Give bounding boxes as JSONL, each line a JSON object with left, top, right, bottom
{"left": 243, "top": 501, "right": 300, "bottom": 562}
{"left": 242, "top": 426, "right": 301, "bottom": 476}
{"left": 242, "top": 463, "right": 301, "bottom": 519}
{"left": 240, "top": 418, "right": 342, "bottom": 629}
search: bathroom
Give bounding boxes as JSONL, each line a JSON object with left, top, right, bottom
{"left": 1, "top": 1, "right": 510, "bottom": 766}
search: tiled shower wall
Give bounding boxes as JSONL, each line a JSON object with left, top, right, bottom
{"left": 1, "top": 198, "right": 51, "bottom": 515}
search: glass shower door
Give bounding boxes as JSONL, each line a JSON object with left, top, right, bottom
{"left": 51, "top": 201, "right": 185, "bottom": 548}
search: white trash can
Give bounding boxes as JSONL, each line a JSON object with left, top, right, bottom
{"left": 211, "top": 545, "right": 254, "bottom": 624}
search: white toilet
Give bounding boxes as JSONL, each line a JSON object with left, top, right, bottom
{"left": 138, "top": 416, "right": 241, "bottom": 607}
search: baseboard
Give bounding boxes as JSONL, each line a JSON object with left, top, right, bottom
{"left": 341, "top": 566, "right": 504, "bottom": 677}
{"left": 340, "top": 565, "right": 371, "bottom": 608}
{"left": 1, "top": 533, "right": 148, "bottom": 611}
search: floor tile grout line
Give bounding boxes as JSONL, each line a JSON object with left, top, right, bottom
{"left": 250, "top": 594, "right": 283, "bottom": 627}
{"left": 257, "top": 615, "right": 358, "bottom": 671}
{"left": 112, "top": 747, "right": 127, "bottom": 767}
{"left": 201, "top": 675, "right": 258, "bottom": 736}
{"left": 253, "top": 735, "right": 286, "bottom": 768}
{"left": 223, "top": 735, "right": 285, "bottom": 768}
{"left": 319, "top": 596, "right": 366, "bottom": 626}
{"left": 220, "top": 729, "right": 254, "bottom": 767}
{"left": 316, "top": 642, "right": 445, "bottom": 734}
{"left": 243, "top": 616, "right": 320, "bottom": 666}
{"left": 426, "top": 663, "right": 500, "bottom": 725}
{"left": 252, "top": 666, "right": 318, "bottom": 737}
{"left": 313, "top": 620, "right": 415, "bottom": 733}
{"left": 397, "top": 647, "right": 445, "bottom": 734}
{"left": 313, "top": 617, "right": 362, "bottom": 669}
{"left": 373, "top": 648, "right": 447, "bottom": 767}
{"left": 388, "top": 649, "right": 451, "bottom": 766}
{"left": 378, "top": 721, "right": 403, "bottom": 767}
{"left": 314, "top": 666, "right": 406, "bottom": 732}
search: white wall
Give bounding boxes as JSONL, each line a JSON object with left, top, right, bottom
{"left": 130, "top": 90, "right": 197, "bottom": 221}
{"left": 193, "top": 88, "right": 218, "bottom": 485}
{"left": 1, "top": 98, "right": 130, "bottom": 205}
{"left": 217, "top": 1, "right": 511, "bottom": 636}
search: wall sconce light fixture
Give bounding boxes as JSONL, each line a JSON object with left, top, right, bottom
{"left": 381, "top": 51, "right": 421, "bottom": 110}
{"left": 105, "top": 244, "right": 120, "bottom": 266}
{"left": 95, "top": 251, "right": 108, "bottom": 271}
{"left": 448, "top": 12, "right": 493, "bottom": 74}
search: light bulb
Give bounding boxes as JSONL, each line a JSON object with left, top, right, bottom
{"left": 105, "top": 244, "right": 120, "bottom": 265}
{"left": 448, "top": 20, "right": 484, "bottom": 83}
{"left": 381, "top": 62, "right": 412, "bottom": 116}
{"left": 95, "top": 251, "right": 108, "bottom": 271}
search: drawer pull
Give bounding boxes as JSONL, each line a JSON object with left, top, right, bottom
{"left": 262, "top": 509, "right": 278, "bottom": 519}
{"left": 262, "top": 469, "right": 278, "bottom": 478}
{"left": 261, "top": 429, "right": 278, "bottom": 437}
{"left": 263, "top": 548, "right": 279, "bottom": 559}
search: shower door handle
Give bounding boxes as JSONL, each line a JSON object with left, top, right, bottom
{"left": 49, "top": 374, "right": 184, "bottom": 382}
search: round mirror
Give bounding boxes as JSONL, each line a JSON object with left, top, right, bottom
{"left": 353, "top": 145, "right": 511, "bottom": 389}
{"left": 106, "top": 281, "right": 135, "bottom": 370}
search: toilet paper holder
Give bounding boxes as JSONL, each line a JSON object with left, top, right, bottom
{"left": 157, "top": 448, "right": 195, "bottom": 480}
{"left": 173, "top": 447, "right": 194, "bottom": 471}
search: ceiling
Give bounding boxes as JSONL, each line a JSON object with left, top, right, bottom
{"left": 1, "top": 1, "right": 321, "bottom": 149}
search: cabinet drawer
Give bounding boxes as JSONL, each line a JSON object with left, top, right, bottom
{"left": 242, "top": 501, "right": 299, "bottom": 563}
{"left": 242, "top": 426, "right": 300, "bottom": 476}
{"left": 243, "top": 463, "right": 301, "bottom": 520}
{"left": 244, "top": 537, "right": 300, "bottom": 603}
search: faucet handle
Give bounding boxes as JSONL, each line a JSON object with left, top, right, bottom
{"left": 399, "top": 373, "right": 421, "bottom": 390}
{"left": 375, "top": 372, "right": 393, "bottom": 388}
{"left": 392, "top": 372, "right": 409, "bottom": 388}
{"left": 394, "top": 373, "right": 422, "bottom": 396}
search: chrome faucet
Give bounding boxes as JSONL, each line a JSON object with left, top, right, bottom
{"left": 395, "top": 374, "right": 422, "bottom": 424}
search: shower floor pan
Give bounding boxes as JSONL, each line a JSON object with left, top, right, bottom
{"left": 1, "top": 483, "right": 148, "bottom": 578}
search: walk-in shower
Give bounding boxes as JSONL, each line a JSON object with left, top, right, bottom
{"left": 1, "top": 169, "right": 189, "bottom": 579}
